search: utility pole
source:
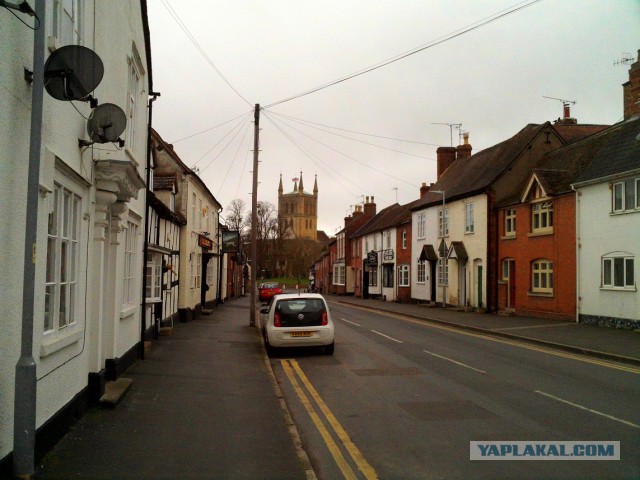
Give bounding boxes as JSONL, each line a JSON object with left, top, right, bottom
{"left": 249, "top": 104, "right": 260, "bottom": 327}
{"left": 14, "top": 1, "right": 45, "bottom": 477}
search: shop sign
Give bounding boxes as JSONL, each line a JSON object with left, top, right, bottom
{"left": 198, "top": 234, "right": 213, "bottom": 250}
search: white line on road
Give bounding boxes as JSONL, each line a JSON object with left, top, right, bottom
{"left": 340, "top": 317, "right": 361, "bottom": 327}
{"left": 536, "top": 390, "right": 640, "bottom": 429}
{"left": 423, "top": 349, "right": 486, "bottom": 374}
{"left": 371, "top": 330, "right": 403, "bottom": 343}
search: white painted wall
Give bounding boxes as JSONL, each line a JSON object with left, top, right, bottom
{"left": 576, "top": 180, "right": 639, "bottom": 323}
{"left": 0, "top": 1, "right": 149, "bottom": 462}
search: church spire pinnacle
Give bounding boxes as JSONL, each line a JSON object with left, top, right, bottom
{"left": 298, "top": 171, "right": 304, "bottom": 193}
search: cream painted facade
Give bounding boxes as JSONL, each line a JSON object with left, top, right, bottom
{"left": 178, "top": 177, "right": 222, "bottom": 317}
{"left": 412, "top": 194, "right": 487, "bottom": 308}
{"left": 0, "top": 1, "right": 150, "bottom": 466}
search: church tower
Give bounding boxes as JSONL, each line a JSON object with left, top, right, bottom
{"left": 278, "top": 172, "right": 318, "bottom": 241}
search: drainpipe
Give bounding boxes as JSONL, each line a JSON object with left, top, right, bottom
{"left": 571, "top": 184, "right": 580, "bottom": 324}
{"left": 217, "top": 211, "right": 223, "bottom": 304}
{"left": 140, "top": 91, "right": 160, "bottom": 360}
{"left": 13, "top": 2, "right": 45, "bottom": 476}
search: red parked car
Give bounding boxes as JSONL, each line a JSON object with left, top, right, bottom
{"left": 258, "top": 282, "right": 283, "bottom": 303}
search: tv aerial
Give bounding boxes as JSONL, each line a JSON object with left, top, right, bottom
{"left": 81, "top": 103, "right": 127, "bottom": 147}
{"left": 44, "top": 45, "right": 104, "bottom": 105}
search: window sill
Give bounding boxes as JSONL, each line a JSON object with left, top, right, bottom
{"left": 464, "top": 231, "right": 474, "bottom": 235}
{"left": 528, "top": 230, "right": 553, "bottom": 238}
{"left": 501, "top": 234, "right": 516, "bottom": 240}
{"left": 610, "top": 209, "right": 639, "bottom": 216}
{"left": 120, "top": 304, "right": 137, "bottom": 319}
{"left": 40, "top": 328, "right": 83, "bottom": 358}
{"left": 528, "top": 291, "right": 554, "bottom": 297}
{"left": 600, "top": 286, "right": 637, "bottom": 292}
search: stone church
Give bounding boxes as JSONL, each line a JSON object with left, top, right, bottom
{"left": 278, "top": 172, "right": 318, "bottom": 240}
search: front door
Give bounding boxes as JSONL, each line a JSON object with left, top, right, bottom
{"left": 476, "top": 265, "right": 483, "bottom": 308}
{"left": 505, "top": 260, "right": 516, "bottom": 308}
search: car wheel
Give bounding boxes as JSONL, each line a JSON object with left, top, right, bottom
{"left": 264, "top": 334, "right": 275, "bottom": 356}
{"left": 324, "top": 342, "right": 334, "bottom": 355}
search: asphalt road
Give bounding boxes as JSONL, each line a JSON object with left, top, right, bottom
{"left": 269, "top": 301, "right": 640, "bottom": 480}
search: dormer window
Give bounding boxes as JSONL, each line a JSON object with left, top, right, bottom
{"left": 532, "top": 200, "right": 553, "bottom": 233}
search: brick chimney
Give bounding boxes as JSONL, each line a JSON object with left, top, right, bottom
{"left": 436, "top": 146, "right": 456, "bottom": 179}
{"left": 363, "top": 196, "right": 376, "bottom": 217}
{"left": 623, "top": 49, "right": 640, "bottom": 120}
{"left": 554, "top": 102, "right": 577, "bottom": 125}
{"left": 420, "top": 182, "right": 430, "bottom": 198}
{"left": 456, "top": 132, "right": 472, "bottom": 159}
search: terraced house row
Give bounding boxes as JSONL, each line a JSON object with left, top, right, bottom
{"left": 1, "top": 2, "right": 244, "bottom": 474}
{"left": 315, "top": 50, "right": 639, "bottom": 330}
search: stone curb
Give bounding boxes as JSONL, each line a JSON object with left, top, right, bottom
{"left": 335, "top": 300, "right": 640, "bottom": 368}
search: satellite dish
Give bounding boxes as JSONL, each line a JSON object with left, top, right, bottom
{"left": 87, "top": 103, "right": 127, "bottom": 143}
{"left": 44, "top": 45, "right": 104, "bottom": 101}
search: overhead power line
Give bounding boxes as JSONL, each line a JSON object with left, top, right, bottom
{"left": 268, "top": 110, "right": 441, "bottom": 146}
{"left": 269, "top": 111, "right": 433, "bottom": 161}
{"left": 160, "top": 0, "right": 253, "bottom": 107}
{"left": 264, "top": 0, "right": 543, "bottom": 109}
{"left": 263, "top": 111, "right": 419, "bottom": 189}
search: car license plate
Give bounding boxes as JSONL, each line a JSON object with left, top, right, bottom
{"left": 290, "top": 331, "right": 312, "bottom": 337}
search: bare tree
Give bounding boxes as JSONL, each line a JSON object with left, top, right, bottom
{"left": 244, "top": 201, "right": 278, "bottom": 275}
{"left": 225, "top": 198, "right": 247, "bottom": 236}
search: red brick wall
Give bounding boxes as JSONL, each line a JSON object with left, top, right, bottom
{"left": 396, "top": 223, "right": 412, "bottom": 302}
{"left": 497, "top": 193, "right": 576, "bottom": 320}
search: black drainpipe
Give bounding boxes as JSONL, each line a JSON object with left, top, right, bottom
{"left": 140, "top": 91, "right": 161, "bottom": 360}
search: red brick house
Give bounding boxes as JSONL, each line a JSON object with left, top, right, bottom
{"left": 496, "top": 114, "right": 620, "bottom": 320}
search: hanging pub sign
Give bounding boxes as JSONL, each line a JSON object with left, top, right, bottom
{"left": 198, "top": 234, "right": 213, "bottom": 250}
{"left": 222, "top": 230, "right": 240, "bottom": 253}
{"left": 383, "top": 249, "right": 394, "bottom": 261}
{"left": 367, "top": 250, "right": 378, "bottom": 267}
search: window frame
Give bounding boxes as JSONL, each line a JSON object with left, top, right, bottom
{"left": 504, "top": 208, "right": 516, "bottom": 236}
{"left": 398, "top": 264, "right": 410, "bottom": 287}
{"left": 126, "top": 55, "right": 141, "bottom": 151}
{"left": 531, "top": 200, "right": 553, "bottom": 234}
{"left": 602, "top": 254, "right": 635, "bottom": 290}
{"left": 50, "top": 0, "right": 83, "bottom": 49}
{"left": 417, "top": 212, "right": 426, "bottom": 239}
{"left": 123, "top": 221, "right": 139, "bottom": 307}
{"left": 333, "top": 263, "right": 346, "bottom": 286}
{"left": 417, "top": 260, "right": 426, "bottom": 284}
{"left": 368, "top": 266, "right": 378, "bottom": 286}
{"left": 145, "top": 252, "right": 162, "bottom": 303}
{"left": 531, "top": 259, "right": 553, "bottom": 294}
{"left": 612, "top": 177, "right": 640, "bottom": 213}
{"left": 437, "top": 258, "right": 448, "bottom": 286}
{"left": 438, "top": 208, "right": 449, "bottom": 238}
{"left": 44, "top": 181, "right": 82, "bottom": 334}
{"left": 465, "top": 203, "right": 474, "bottom": 234}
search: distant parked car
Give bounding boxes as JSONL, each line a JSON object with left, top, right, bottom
{"left": 258, "top": 282, "right": 283, "bottom": 303}
{"left": 260, "top": 293, "right": 334, "bottom": 355}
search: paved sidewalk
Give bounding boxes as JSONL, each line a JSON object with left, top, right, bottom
{"left": 328, "top": 295, "right": 640, "bottom": 366}
{"left": 39, "top": 296, "right": 313, "bottom": 480}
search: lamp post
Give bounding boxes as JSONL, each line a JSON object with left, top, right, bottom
{"left": 431, "top": 190, "right": 446, "bottom": 308}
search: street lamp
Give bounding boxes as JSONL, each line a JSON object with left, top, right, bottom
{"left": 430, "top": 190, "right": 446, "bottom": 308}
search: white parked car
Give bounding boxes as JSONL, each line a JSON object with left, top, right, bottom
{"left": 260, "top": 293, "right": 334, "bottom": 355}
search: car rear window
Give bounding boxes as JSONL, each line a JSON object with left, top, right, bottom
{"left": 274, "top": 298, "right": 326, "bottom": 327}
{"left": 263, "top": 283, "right": 279, "bottom": 289}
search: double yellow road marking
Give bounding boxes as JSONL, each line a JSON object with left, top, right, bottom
{"left": 281, "top": 359, "right": 378, "bottom": 480}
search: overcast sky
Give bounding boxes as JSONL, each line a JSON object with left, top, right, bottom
{"left": 147, "top": 0, "right": 639, "bottom": 235}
